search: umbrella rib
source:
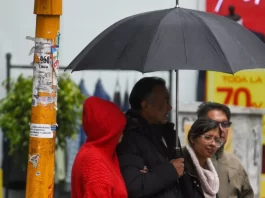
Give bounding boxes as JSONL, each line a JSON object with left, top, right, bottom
{"left": 67, "top": 12, "right": 146, "bottom": 72}
{"left": 178, "top": 9, "right": 188, "bottom": 65}
{"left": 194, "top": 13, "right": 234, "bottom": 72}
{"left": 207, "top": 28, "right": 234, "bottom": 73}
{"left": 232, "top": 35, "right": 258, "bottom": 67}
{"left": 182, "top": 9, "right": 233, "bottom": 73}
{"left": 143, "top": 9, "right": 175, "bottom": 69}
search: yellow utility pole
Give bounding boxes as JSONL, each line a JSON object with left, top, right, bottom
{"left": 26, "top": 0, "right": 62, "bottom": 197}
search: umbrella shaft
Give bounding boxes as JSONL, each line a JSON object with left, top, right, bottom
{"left": 175, "top": 70, "right": 179, "bottom": 148}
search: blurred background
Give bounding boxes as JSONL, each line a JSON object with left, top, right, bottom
{"left": 1, "top": 0, "right": 265, "bottom": 197}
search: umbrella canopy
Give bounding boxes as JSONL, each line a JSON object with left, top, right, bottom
{"left": 66, "top": 7, "right": 265, "bottom": 74}
{"left": 65, "top": 5, "right": 265, "bottom": 151}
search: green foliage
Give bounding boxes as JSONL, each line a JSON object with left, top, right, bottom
{"left": 0, "top": 73, "right": 86, "bottom": 156}
{"left": 57, "top": 73, "right": 86, "bottom": 147}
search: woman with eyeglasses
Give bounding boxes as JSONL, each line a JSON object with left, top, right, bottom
{"left": 196, "top": 102, "right": 254, "bottom": 198}
{"left": 181, "top": 118, "right": 223, "bottom": 198}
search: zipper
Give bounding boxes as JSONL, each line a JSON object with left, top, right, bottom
{"left": 215, "top": 156, "right": 220, "bottom": 198}
{"left": 227, "top": 172, "right": 230, "bottom": 198}
{"left": 187, "top": 171, "right": 199, "bottom": 180}
{"left": 186, "top": 171, "right": 204, "bottom": 196}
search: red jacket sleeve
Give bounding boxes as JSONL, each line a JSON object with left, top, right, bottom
{"left": 83, "top": 183, "right": 113, "bottom": 198}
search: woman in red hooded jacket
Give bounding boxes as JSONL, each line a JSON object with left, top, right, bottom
{"left": 71, "top": 96, "right": 128, "bottom": 198}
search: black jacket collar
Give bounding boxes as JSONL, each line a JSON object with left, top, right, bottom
{"left": 125, "top": 109, "right": 175, "bottom": 140}
{"left": 125, "top": 109, "right": 177, "bottom": 158}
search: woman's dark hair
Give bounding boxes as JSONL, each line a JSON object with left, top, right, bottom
{"left": 188, "top": 118, "right": 220, "bottom": 145}
{"left": 129, "top": 77, "right": 166, "bottom": 111}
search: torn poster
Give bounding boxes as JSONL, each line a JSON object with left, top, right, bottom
{"left": 26, "top": 36, "right": 53, "bottom": 56}
{"left": 27, "top": 34, "right": 60, "bottom": 110}
{"left": 27, "top": 36, "right": 60, "bottom": 93}
{"left": 29, "top": 153, "right": 40, "bottom": 168}
{"left": 27, "top": 37, "right": 54, "bottom": 94}
{"left": 51, "top": 45, "right": 59, "bottom": 76}
{"left": 51, "top": 124, "right": 57, "bottom": 131}
{"left": 30, "top": 123, "right": 53, "bottom": 138}
{"left": 52, "top": 32, "right": 60, "bottom": 109}
{"left": 32, "top": 96, "right": 55, "bottom": 107}
{"left": 34, "top": 69, "right": 53, "bottom": 92}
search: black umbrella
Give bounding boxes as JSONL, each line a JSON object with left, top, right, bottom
{"left": 66, "top": 2, "right": 265, "bottom": 149}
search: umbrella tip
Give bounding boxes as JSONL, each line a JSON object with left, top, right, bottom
{"left": 175, "top": 0, "right": 179, "bottom": 8}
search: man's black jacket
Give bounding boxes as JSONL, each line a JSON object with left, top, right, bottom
{"left": 117, "top": 110, "right": 204, "bottom": 198}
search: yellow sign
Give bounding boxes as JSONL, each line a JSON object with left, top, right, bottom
{"left": 206, "top": 70, "right": 265, "bottom": 109}
{"left": 183, "top": 121, "right": 193, "bottom": 144}
{"left": 261, "top": 174, "right": 265, "bottom": 198}
{"left": 206, "top": 70, "right": 265, "bottom": 142}
{"left": 206, "top": 70, "right": 265, "bottom": 198}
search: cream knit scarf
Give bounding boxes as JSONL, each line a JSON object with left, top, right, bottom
{"left": 186, "top": 144, "right": 219, "bottom": 198}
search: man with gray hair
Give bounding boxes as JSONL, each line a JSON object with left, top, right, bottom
{"left": 117, "top": 77, "right": 204, "bottom": 198}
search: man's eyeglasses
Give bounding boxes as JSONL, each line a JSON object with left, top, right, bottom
{"left": 201, "top": 134, "right": 224, "bottom": 147}
{"left": 218, "top": 121, "right": 232, "bottom": 128}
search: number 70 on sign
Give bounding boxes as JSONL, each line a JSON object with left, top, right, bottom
{"left": 216, "top": 87, "right": 263, "bottom": 108}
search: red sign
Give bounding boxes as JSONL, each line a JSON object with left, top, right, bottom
{"left": 206, "top": 0, "right": 265, "bottom": 35}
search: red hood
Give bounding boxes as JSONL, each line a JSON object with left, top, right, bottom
{"left": 82, "top": 97, "right": 126, "bottom": 154}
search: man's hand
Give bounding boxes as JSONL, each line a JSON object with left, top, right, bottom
{"left": 170, "top": 158, "right": 184, "bottom": 177}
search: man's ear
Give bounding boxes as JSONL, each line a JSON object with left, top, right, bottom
{"left": 141, "top": 100, "right": 149, "bottom": 111}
